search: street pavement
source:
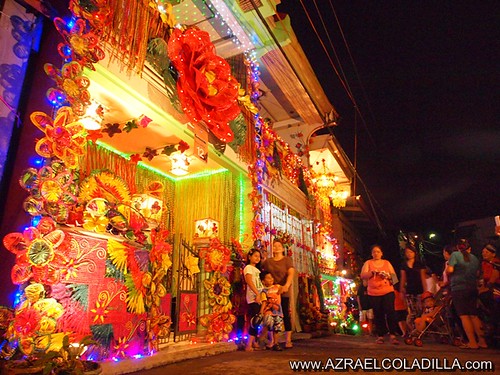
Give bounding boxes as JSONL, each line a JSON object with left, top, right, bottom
{"left": 126, "top": 333, "right": 499, "bottom": 374}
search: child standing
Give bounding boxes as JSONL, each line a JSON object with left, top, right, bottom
{"left": 244, "top": 249, "right": 263, "bottom": 351}
{"left": 357, "top": 280, "right": 374, "bottom": 335}
{"left": 393, "top": 284, "right": 408, "bottom": 337}
{"left": 259, "top": 270, "right": 284, "bottom": 351}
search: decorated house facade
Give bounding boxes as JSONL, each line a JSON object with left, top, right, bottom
{"left": 0, "top": 0, "right": 381, "bottom": 363}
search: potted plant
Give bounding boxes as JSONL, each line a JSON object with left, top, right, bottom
{"left": 33, "top": 335, "right": 101, "bottom": 375}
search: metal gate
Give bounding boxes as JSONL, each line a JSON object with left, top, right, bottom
{"left": 173, "top": 237, "right": 200, "bottom": 342}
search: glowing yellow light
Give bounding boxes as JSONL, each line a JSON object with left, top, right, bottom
{"left": 169, "top": 152, "right": 189, "bottom": 176}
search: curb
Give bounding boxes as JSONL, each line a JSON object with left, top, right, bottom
{"left": 100, "top": 342, "right": 237, "bottom": 375}
{"left": 100, "top": 331, "right": 330, "bottom": 374}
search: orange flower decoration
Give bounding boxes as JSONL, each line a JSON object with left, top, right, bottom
{"left": 2, "top": 218, "right": 71, "bottom": 285}
{"left": 54, "top": 17, "right": 105, "bottom": 71}
{"left": 45, "top": 61, "right": 91, "bottom": 116}
{"left": 199, "top": 311, "right": 236, "bottom": 342}
{"left": 69, "top": 0, "right": 111, "bottom": 33}
{"left": 31, "top": 106, "right": 87, "bottom": 169}
{"left": 199, "top": 238, "right": 231, "bottom": 273}
{"left": 168, "top": 27, "right": 240, "bottom": 143}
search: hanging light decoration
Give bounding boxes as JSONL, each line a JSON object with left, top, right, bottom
{"left": 80, "top": 100, "right": 104, "bottom": 130}
{"left": 330, "top": 188, "right": 349, "bottom": 208}
{"left": 313, "top": 158, "right": 338, "bottom": 196}
{"left": 169, "top": 152, "right": 189, "bottom": 176}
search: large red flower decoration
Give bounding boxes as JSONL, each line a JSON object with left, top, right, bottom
{"left": 2, "top": 218, "right": 72, "bottom": 285}
{"left": 168, "top": 27, "right": 240, "bottom": 143}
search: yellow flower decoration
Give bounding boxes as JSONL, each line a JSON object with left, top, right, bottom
{"left": 113, "top": 336, "right": 130, "bottom": 359}
{"left": 30, "top": 106, "right": 86, "bottom": 169}
{"left": 90, "top": 300, "right": 109, "bottom": 323}
{"left": 82, "top": 211, "right": 109, "bottom": 233}
{"left": 33, "top": 298, "right": 64, "bottom": 320}
{"left": 23, "top": 283, "right": 45, "bottom": 304}
{"left": 238, "top": 88, "right": 259, "bottom": 115}
{"left": 185, "top": 255, "right": 200, "bottom": 275}
{"left": 203, "top": 272, "right": 232, "bottom": 312}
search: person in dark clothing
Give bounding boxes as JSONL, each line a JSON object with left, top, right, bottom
{"left": 400, "top": 245, "right": 426, "bottom": 330}
{"left": 447, "top": 239, "right": 488, "bottom": 349}
{"left": 356, "top": 280, "right": 374, "bottom": 335}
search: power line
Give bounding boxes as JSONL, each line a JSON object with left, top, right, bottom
{"left": 299, "top": 0, "right": 376, "bottom": 148}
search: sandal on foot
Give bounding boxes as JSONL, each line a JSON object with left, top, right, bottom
{"left": 375, "top": 337, "right": 384, "bottom": 344}
{"left": 390, "top": 337, "right": 400, "bottom": 345}
{"left": 284, "top": 343, "right": 293, "bottom": 349}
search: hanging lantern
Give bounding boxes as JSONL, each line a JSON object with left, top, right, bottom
{"left": 194, "top": 218, "right": 219, "bottom": 240}
{"left": 80, "top": 100, "right": 104, "bottom": 130}
{"left": 313, "top": 158, "right": 338, "bottom": 197}
{"left": 169, "top": 152, "right": 189, "bottom": 176}
{"left": 330, "top": 188, "right": 349, "bottom": 208}
{"left": 131, "top": 194, "right": 163, "bottom": 228}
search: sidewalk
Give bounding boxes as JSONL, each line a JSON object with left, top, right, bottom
{"left": 100, "top": 332, "right": 318, "bottom": 375}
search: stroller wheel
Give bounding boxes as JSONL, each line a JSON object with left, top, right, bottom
{"left": 440, "top": 337, "right": 450, "bottom": 344}
{"left": 414, "top": 338, "right": 423, "bottom": 347}
{"left": 404, "top": 337, "right": 414, "bottom": 345}
{"left": 452, "top": 338, "right": 462, "bottom": 346}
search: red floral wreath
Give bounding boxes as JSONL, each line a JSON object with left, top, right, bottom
{"left": 168, "top": 27, "right": 240, "bottom": 143}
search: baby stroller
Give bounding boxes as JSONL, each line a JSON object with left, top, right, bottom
{"left": 404, "top": 289, "right": 462, "bottom": 347}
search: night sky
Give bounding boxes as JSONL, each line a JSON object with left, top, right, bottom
{"left": 278, "top": 1, "right": 499, "bottom": 240}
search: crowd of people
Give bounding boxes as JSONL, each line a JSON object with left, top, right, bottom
{"left": 238, "top": 236, "right": 498, "bottom": 352}
{"left": 358, "top": 239, "right": 499, "bottom": 349}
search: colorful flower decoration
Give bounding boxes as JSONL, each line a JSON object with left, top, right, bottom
{"left": 5, "top": 284, "right": 64, "bottom": 356}
{"left": 90, "top": 300, "right": 109, "bottom": 324}
{"left": 113, "top": 336, "right": 130, "bottom": 359}
{"left": 199, "top": 311, "right": 236, "bottom": 343}
{"left": 107, "top": 240, "right": 148, "bottom": 314}
{"left": 168, "top": 27, "right": 240, "bottom": 143}
{"left": 199, "top": 238, "right": 231, "bottom": 273}
{"left": 44, "top": 61, "right": 91, "bottom": 115}
{"left": 2, "top": 218, "right": 72, "bottom": 285}
{"left": 69, "top": 0, "right": 111, "bottom": 33}
{"left": 79, "top": 170, "right": 131, "bottom": 204}
{"left": 53, "top": 17, "right": 105, "bottom": 71}
{"left": 151, "top": 0, "right": 176, "bottom": 27}
{"left": 149, "top": 229, "right": 172, "bottom": 265}
{"left": 31, "top": 106, "right": 87, "bottom": 169}
{"left": 203, "top": 272, "right": 232, "bottom": 312}
{"left": 19, "top": 160, "right": 79, "bottom": 223}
